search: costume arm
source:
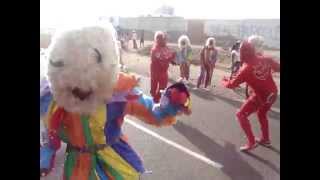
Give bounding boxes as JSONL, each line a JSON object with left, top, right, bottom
{"left": 222, "top": 65, "right": 250, "bottom": 89}
{"left": 125, "top": 86, "right": 191, "bottom": 127}
{"left": 40, "top": 78, "right": 63, "bottom": 176}
{"left": 166, "top": 49, "right": 176, "bottom": 64}
{"left": 150, "top": 48, "right": 159, "bottom": 61}
{"left": 212, "top": 49, "right": 218, "bottom": 64}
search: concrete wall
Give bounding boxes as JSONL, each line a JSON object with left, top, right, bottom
{"left": 119, "top": 17, "right": 280, "bottom": 48}
{"left": 119, "top": 17, "right": 187, "bottom": 32}
{"left": 118, "top": 17, "right": 187, "bottom": 43}
{"left": 205, "top": 19, "right": 280, "bottom": 48}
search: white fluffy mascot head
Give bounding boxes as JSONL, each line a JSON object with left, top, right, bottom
{"left": 205, "top": 37, "right": 216, "bottom": 48}
{"left": 46, "top": 23, "right": 120, "bottom": 114}
{"left": 178, "top": 35, "right": 191, "bottom": 49}
{"left": 248, "top": 35, "right": 265, "bottom": 54}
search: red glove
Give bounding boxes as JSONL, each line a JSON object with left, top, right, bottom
{"left": 221, "top": 76, "right": 230, "bottom": 88}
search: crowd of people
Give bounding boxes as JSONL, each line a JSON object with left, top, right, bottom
{"left": 40, "top": 24, "right": 280, "bottom": 179}
{"left": 115, "top": 28, "right": 280, "bottom": 151}
{"left": 147, "top": 31, "right": 280, "bottom": 151}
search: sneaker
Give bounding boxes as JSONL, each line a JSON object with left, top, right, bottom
{"left": 240, "top": 142, "right": 258, "bottom": 151}
{"left": 192, "top": 87, "right": 199, "bottom": 90}
{"left": 256, "top": 138, "right": 272, "bottom": 147}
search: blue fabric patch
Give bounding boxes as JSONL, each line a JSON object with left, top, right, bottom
{"left": 152, "top": 103, "right": 179, "bottom": 122}
{"left": 40, "top": 92, "right": 52, "bottom": 116}
{"left": 96, "top": 160, "right": 109, "bottom": 180}
{"left": 137, "top": 94, "right": 154, "bottom": 110}
{"left": 40, "top": 78, "right": 52, "bottom": 116}
{"left": 105, "top": 102, "right": 126, "bottom": 144}
{"left": 40, "top": 146, "right": 55, "bottom": 169}
{"left": 111, "top": 139, "right": 145, "bottom": 173}
{"left": 137, "top": 94, "right": 180, "bottom": 122}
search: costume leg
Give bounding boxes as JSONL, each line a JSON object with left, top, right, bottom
{"left": 150, "top": 74, "right": 159, "bottom": 102}
{"left": 158, "top": 73, "right": 168, "bottom": 92}
{"left": 236, "top": 96, "right": 259, "bottom": 145}
{"left": 197, "top": 66, "right": 205, "bottom": 88}
{"left": 185, "top": 63, "right": 190, "bottom": 81}
{"left": 154, "top": 74, "right": 168, "bottom": 103}
{"left": 208, "top": 64, "right": 215, "bottom": 86}
{"left": 257, "top": 94, "right": 277, "bottom": 142}
{"left": 180, "top": 64, "right": 184, "bottom": 79}
{"left": 204, "top": 64, "right": 211, "bottom": 88}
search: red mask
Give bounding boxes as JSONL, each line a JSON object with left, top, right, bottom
{"left": 156, "top": 33, "right": 166, "bottom": 47}
{"left": 240, "top": 41, "right": 256, "bottom": 64}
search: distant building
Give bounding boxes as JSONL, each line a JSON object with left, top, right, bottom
{"left": 118, "top": 17, "right": 280, "bottom": 49}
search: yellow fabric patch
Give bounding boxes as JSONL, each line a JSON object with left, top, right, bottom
{"left": 98, "top": 147, "right": 139, "bottom": 180}
{"left": 88, "top": 105, "right": 107, "bottom": 144}
{"left": 43, "top": 101, "right": 57, "bottom": 128}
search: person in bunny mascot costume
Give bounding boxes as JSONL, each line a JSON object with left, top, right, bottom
{"left": 40, "top": 23, "right": 191, "bottom": 180}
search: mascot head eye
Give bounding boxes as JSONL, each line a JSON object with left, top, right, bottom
{"left": 93, "top": 48, "right": 102, "bottom": 63}
{"left": 49, "top": 59, "right": 64, "bottom": 67}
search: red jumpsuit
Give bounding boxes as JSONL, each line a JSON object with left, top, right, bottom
{"left": 222, "top": 41, "right": 280, "bottom": 150}
{"left": 150, "top": 32, "right": 175, "bottom": 103}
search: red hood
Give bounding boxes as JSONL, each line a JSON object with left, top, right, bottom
{"left": 240, "top": 41, "right": 256, "bottom": 64}
{"left": 154, "top": 32, "right": 166, "bottom": 48}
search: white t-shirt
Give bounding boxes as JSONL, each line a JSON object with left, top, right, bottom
{"left": 231, "top": 50, "right": 240, "bottom": 62}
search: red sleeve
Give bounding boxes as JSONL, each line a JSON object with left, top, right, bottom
{"left": 225, "top": 65, "right": 250, "bottom": 89}
{"left": 150, "top": 48, "right": 158, "bottom": 61}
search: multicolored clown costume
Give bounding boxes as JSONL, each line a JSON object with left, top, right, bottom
{"left": 175, "top": 35, "right": 192, "bottom": 83}
{"left": 40, "top": 24, "right": 191, "bottom": 180}
{"left": 221, "top": 38, "right": 280, "bottom": 151}
{"left": 197, "top": 37, "right": 218, "bottom": 90}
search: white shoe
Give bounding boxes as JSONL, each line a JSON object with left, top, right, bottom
{"left": 204, "top": 87, "right": 211, "bottom": 91}
{"left": 192, "top": 87, "right": 198, "bottom": 90}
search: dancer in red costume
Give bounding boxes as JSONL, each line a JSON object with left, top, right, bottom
{"left": 150, "top": 31, "right": 176, "bottom": 103}
{"left": 221, "top": 39, "right": 280, "bottom": 151}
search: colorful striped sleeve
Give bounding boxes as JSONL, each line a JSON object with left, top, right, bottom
{"left": 125, "top": 88, "right": 179, "bottom": 127}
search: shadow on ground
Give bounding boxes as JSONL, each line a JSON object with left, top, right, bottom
{"left": 173, "top": 121, "right": 269, "bottom": 180}
{"left": 213, "top": 93, "right": 280, "bottom": 121}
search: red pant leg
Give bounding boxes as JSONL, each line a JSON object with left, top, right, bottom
{"left": 256, "top": 93, "right": 277, "bottom": 141}
{"left": 152, "top": 73, "right": 168, "bottom": 103}
{"left": 150, "top": 74, "right": 159, "bottom": 102}
{"left": 158, "top": 73, "right": 168, "bottom": 91}
{"left": 204, "top": 64, "right": 211, "bottom": 88}
{"left": 236, "top": 96, "right": 259, "bottom": 144}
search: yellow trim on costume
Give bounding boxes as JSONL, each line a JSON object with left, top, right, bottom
{"left": 88, "top": 105, "right": 107, "bottom": 144}
{"left": 98, "top": 148, "right": 139, "bottom": 180}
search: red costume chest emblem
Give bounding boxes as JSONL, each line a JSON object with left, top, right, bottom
{"left": 253, "top": 61, "right": 270, "bottom": 80}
